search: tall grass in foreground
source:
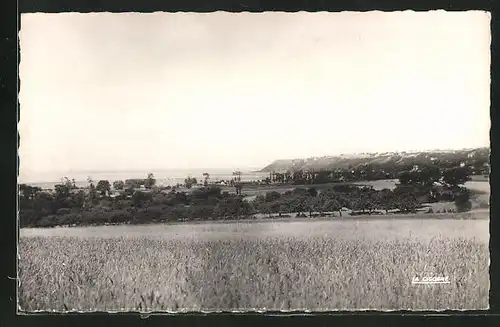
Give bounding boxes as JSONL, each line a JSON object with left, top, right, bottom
{"left": 18, "top": 235, "right": 488, "bottom": 311}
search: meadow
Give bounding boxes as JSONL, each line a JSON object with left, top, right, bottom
{"left": 18, "top": 216, "right": 489, "bottom": 312}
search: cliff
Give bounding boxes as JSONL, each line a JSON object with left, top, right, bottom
{"left": 260, "top": 148, "right": 490, "bottom": 172}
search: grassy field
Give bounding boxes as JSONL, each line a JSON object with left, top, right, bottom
{"left": 19, "top": 216, "right": 489, "bottom": 312}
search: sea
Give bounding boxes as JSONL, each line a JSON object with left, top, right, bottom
{"left": 20, "top": 169, "right": 271, "bottom": 190}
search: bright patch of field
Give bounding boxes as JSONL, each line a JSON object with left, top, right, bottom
{"left": 465, "top": 180, "right": 490, "bottom": 196}
{"left": 470, "top": 175, "right": 489, "bottom": 182}
{"left": 354, "top": 178, "right": 490, "bottom": 194}
{"left": 19, "top": 217, "right": 489, "bottom": 312}
{"left": 353, "top": 179, "right": 400, "bottom": 190}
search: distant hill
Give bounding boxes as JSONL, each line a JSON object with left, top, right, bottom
{"left": 259, "top": 148, "right": 490, "bottom": 173}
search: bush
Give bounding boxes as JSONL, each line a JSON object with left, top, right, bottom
{"left": 265, "top": 191, "right": 281, "bottom": 202}
{"left": 63, "top": 213, "right": 83, "bottom": 225}
{"left": 455, "top": 189, "right": 472, "bottom": 213}
{"left": 19, "top": 209, "right": 37, "bottom": 227}
{"left": 132, "top": 191, "right": 153, "bottom": 208}
{"left": 307, "top": 187, "right": 318, "bottom": 197}
{"left": 37, "top": 215, "right": 58, "bottom": 227}
{"left": 108, "top": 210, "right": 133, "bottom": 224}
{"left": 132, "top": 206, "right": 164, "bottom": 223}
{"left": 113, "top": 180, "right": 125, "bottom": 190}
{"left": 169, "top": 206, "right": 189, "bottom": 220}
{"left": 56, "top": 208, "right": 72, "bottom": 216}
{"left": 455, "top": 201, "right": 472, "bottom": 213}
{"left": 189, "top": 205, "right": 215, "bottom": 219}
{"left": 78, "top": 210, "right": 109, "bottom": 225}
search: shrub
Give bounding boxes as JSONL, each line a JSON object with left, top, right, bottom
{"left": 62, "top": 213, "right": 83, "bottom": 225}
{"left": 113, "top": 180, "right": 125, "bottom": 190}
{"left": 36, "top": 215, "right": 55, "bottom": 227}
{"left": 132, "top": 191, "right": 153, "bottom": 208}
{"left": 455, "top": 201, "right": 472, "bottom": 213}
{"left": 189, "top": 205, "right": 215, "bottom": 219}
{"left": 19, "top": 209, "right": 38, "bottom": 228}
{"left": 306, "top": 187, "right": 318, "bottom": 197}
{"left": 56, "top": 208, "right": 72, "bottom": 216}
{"left": 108, "top": 210, "right": 133, "bottom": 224}
{"left": 265, "top": 191, "right": 281, "bottom": 202}
{"left": 132, "top": 206, "right": 164, "bottom": 223}
{"left": 455, "top": 189, "right": 472, "bottom": 213}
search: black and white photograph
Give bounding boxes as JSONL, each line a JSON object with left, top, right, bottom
{"left": 18, "top": 11, "right": 491, "bottom": 311}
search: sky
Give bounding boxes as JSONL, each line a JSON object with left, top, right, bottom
{"left": 19, "top": 11, "right": 491, "bottom": 182}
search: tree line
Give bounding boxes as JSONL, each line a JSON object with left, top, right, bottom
{"left": 18, "top": 164, "right": 475, "bottom": 228}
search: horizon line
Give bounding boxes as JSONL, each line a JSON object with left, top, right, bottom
{"left": 19, "top": 145, "right": 489, "bottom": 176}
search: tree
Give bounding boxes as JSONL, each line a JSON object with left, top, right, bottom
{"left": 455, "top": 188, "right": 472, "bottom": 212}
{"left": 124, "top": 185, "right": 135, "bottom": 196}
{"left": 19, "top": 184, "right": 46, "bottom": 226}
{"left": 398, "top": 171, "right": 416, "bottom": 186}
{"left": 62, "top": 177, "right": 77, "bottom": 189}
{"left": 86, "top": 177, "right": 98, "bottom": 207}
{"left": 289, "top": 195, "right": 307, "bottom": 216}
{"left": 322, "top": 197, "right": 342, "bottom": 217}
{"left": 173, "top": 191, "right": 189, "bottom": 205}
{"left": 269, "top": 200, "right": 283, "bottom": 217}
{"left": 259, "top": 202, "right": 273, "bottom": 218}
{"left": 307, "top": 187, "right": 318, "bottom": 197}
{"left": 144, "top": 173, "right": 156, "bottom": 189}
{"left": 233, "top": 171, "right": 242, "bottom": 195}
{"left": 54, "top": 177, "right": 76, "bottom": 209}
{"left": 54, "top": 184, "right": 70, "bottom": 200}
{"left": 192, "top": 185, "right": 222, "bottom": 202}
{"left": 212, "top": 204, "right": 225, "bottom": 220}
{"left": 292, "top": 171, "right": 305, "bottom": 184}
{"left": 24, "top": 191, "right": 57, "bottom": 226}
{"left": 265, "top": 191, "right": 281, "bottom": 202}
{"left": 377, "top": 188, "right": 395, "bottom": 213}
{"left": 184, "top": 176, "right": 197, "bottom": 189}
{"left": 19, "top": 184, "right": 42, "bottom": 209}
{"left": 398, "top": 166, "right": 441, "bottom": 203}
{"left": 393, "top": 187, "right": 420, "bottom": 213}
{"left": 442, "top": 167, "right": 471, "bottom": 190}
{"left": 132, "top": 191, "right": 153, "bottom": 208}
{"left": 419, "top": 165, "right": 441, "bottom": 187}
{"left": 113, "top": 180, "right": 125, "bottom": 190}
{"left": 351, "top": 196, "right": 368, "bottom": 214}
{"left": 69, "top": 190, "right": 86, "bottom": 209}
{"left": 244, "top": 201, "right": 256, "bottom": 218}
{"left": 293, "top": 187, "right": 308, "bottom": 196}
{"left": 351, "top": 188, "right": 377, "bottom": 215}
{"left": 96, "top": 180, "right": 111, "bottom": 197}
{"left": 55, "top": 177, "right": 74, "bottom": 198}
{"left": 305, "top": 196, "right": 320, "bottom": 217}
{"left": 203, "top": 173, "right": 210, "bottom": 187}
